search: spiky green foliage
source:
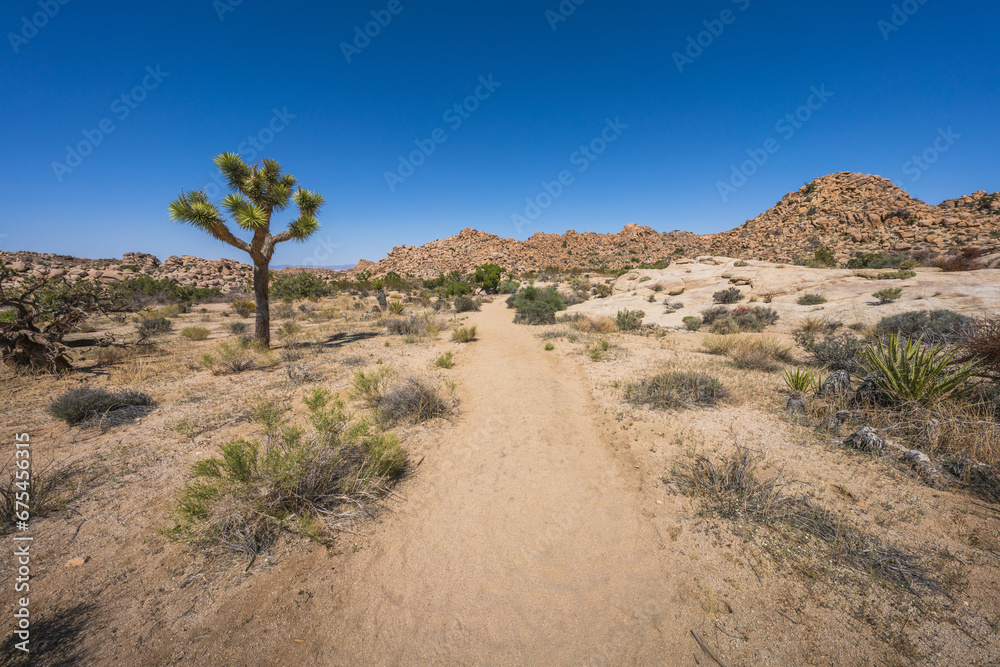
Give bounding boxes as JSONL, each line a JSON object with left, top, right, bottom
{"left": 862, "top": 334, "right": 982, "bottom": 405}
{"left": 782, "top": 367, "right": 818, "bottom": 393}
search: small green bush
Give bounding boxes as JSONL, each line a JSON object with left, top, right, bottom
{"left": 712, "top": 287, "right": 745, "bottom": 304}
{"left": 877, "top": 270, "right": 917, "bottom": 280}
{"left": 702, "top": 306, "right": 779, "bottom": 333}
{"left": 137, "top": 317, "right": 172, "bottom": 339}
{"left": 48, "top": 387, "right": 153, "bottom": 425}
{"left": 874, "top": 309, "right": 971, "bottom": 345}
{"left": 616, "top": 309, "right": 645, "bottom": 331}
{"left": 498, "top": 281, "right": 520, "bottom": 294}
{"left": 454, "top": 295, "right": 480, "bottom": 313}
{"left": 683, "top": 316, "right": 702, "bottom": 331}
{"left": 231, "top": 300, "right": 256, "bottom": 316}
{"left": 387, "top": 300, "right": 406, "bottom": 315}
{"left": 435, "top": 352, "right": 454, "bottom": 369}
{"left": 847, "top": 252, "right": 915, "bottom": 270}
{"left": 545, "top": 342, "right": 555, "bottom": 351}
{"left": 270, "top": 272, "right": 332, "bottom": 301}
{"left": 452, "top": 326, "right": 477, "bottom": 343}
{"left": 180, "top": 326, "right": 211, "bottom": 341}
{"left": 733, "top": 260, "right": 748, "bottom": 268}
{"left": 793, "top": 331, "right": 865, "bottom": 373}
{"left": 783, "top": 367, "right": 818, "bottom": 393}
{"left": 386, "top": 317, "right": 426, "bottom": 336}
{"left": 797, "top": 294, "right": 827, "bottom": 306}
{"left": 508, "top": 286, "right": 566, "bottom": 325}
{"left": 228, "top": 321, "right": 248, "bottom": 335}
{"left": 873, "top": 287, "right": 903, "bottom": 304}
{"left": 626, "top": 372, "right": 728, "bottom": 410}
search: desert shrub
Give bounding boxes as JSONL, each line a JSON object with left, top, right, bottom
{"left": 0, "top": 460, "right": 94, "bottom": 535}
{"left": 704, "top": 335, "right": 793, "bottom": 370}
{"left": 812, "top": 245, "right": 837, "bottom": 268}
{"left": 873, "top": 287, "right": 903, "bottom": 304}
{"left": 509, "top": 286, "right": 566, "bottom": 325}
{"left": 199, "top": 338, "right": 270, "bottom": 374}
{"left": 377, "top": 377, "right": 448, "bottom": 423}
{"left": 228, "top": 321, "right": 248, "bottom": 335}
{"left": 171, "top": 388, "right": 405, "bottom": 555}
{"left": 385, "top": 317, "right": 426, "bottom": 336}
{"left": 592, "top": 284, "right": 612, "bottom": 298}
{"left": 452, "top": 326, "right": 477, "bottom": 343}
{"left": 272, "top": 302, "right": 296, "bottom": 319}
{"left": 558, "top": 313, "right": 617, "bottom": 334}
{"left": 351, "top": 368, "right": 392, "bottom": 406}
{"left": 545, "top": 342, "right": 555, "bottom": 351}
{"left": 796, "top": 316, "right": 842, "bottom": 335}
{"left": 847, "top": 252, "right": 915, "bottom": 270}
{"left": 48, "top": 387, "right": 152, "bottom": 425}
{"left": 702, "top": 306, "right": 779, "bottom": 334}
{"left": 435, "top": 352, "right": 454, "bottom": 369}
{"left": 713, "top": 287, "right": 745, "bottom": 304}
{"left": 270, "top": 272, "right": 331, "bottom": 301}
{"left": 874, "top": 309, "right": 971, "bottom": 345}
{"left": 110, "top": 274, "right": 221, "bottom": 306}
{"left": 626, "top": 372, "right": 727, "bottom": 410}
{"left": 137, "top": 317, "right": 172, "bottom": 339}
{"left": 683, "top": 316, "right": 702, "bottom": 331}
{"left": 387, "top": 300, "right": 406, "bottom": 315}
{"left": 180, "top": 326, "right": 211, "bottom": 341}
{"left": 231, "top": 300, "right": 256, "bottom": 316}
{"left": 616, "top": 309, "right": 645, "bottom": 331}
{"left": 932, "top": 248, "right": 984, "bottom": 272}
{"left": 793, "top": 331, "right": 865, "bottom": 373}
{"left": 702, "top": 334, "right": 744, "bottom": 356}
{"left": 561, "top": 290, "right": 589, "bottom": 307}
{"left": 498, "top": 281, "right": 520, "bottom": 294}
{"left": 877, "top": 269, "right": 917, "bottom": 280}
{"left": 454, "top": 295, "right": 480, "bottom": 313}
{"left": 587, "top": 339, "right": 611, "bottom": 361}
{"left": 797, "top": 293, "right": 827, "bottom": 306}
{"left": 730, "top": 346, "right": 781, "bottom": 372}
{"left": 956, "top": 315, "right": 1000, "bottom": 378}
{"left": 471, "top": 263, "right": 505, "bottom": 293}
{"left": 733, "top": 260, "right": 748, "bottom": 267}
{"left": 433, "top": 299, "right": 449, "bottom": 311}
{"left": 861, "top": 334, "right": 982, "bottom": 405}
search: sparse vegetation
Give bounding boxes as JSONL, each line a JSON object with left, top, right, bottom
{"left": 874, "top": 309, "right": 971, "bottom": 345}
{"left": 682, "top": 315, "right": 702, "bottom": 331}
{"left": 793, "top": 330, "right": 865, "bottom": 372}
{"left": 454, "top": 295, "right": 480, "bottom": 313}
{"left": 48, "top": 387, "right": 153, "bottom": 425}
{"left": 873, "top": 287, "right": 903, "bottom": 304}
{"left": 137, "top": 316, "right": 173, "bottom": 340}
{"left": 435, "top": 352, "right": 454, "bottom": 369}
{"left": 626, "top": 372, "right": 728, "bottom": 410}
{"left": 270, "top": 272, "right": 332, "bottom": 301}
{"left": 615, "top": 309, "right": 645, "bottom": 331}
{"left": 783, "top": 367, "right": 818, "bottom": 393}
{"left": 797, "top": 293, "right": 827, "bottom": 306}
{"left": 508, "top": 286, "right": 566, "bottom": 325}
{"left": 712, "top": 287, "right": 745, "bottom": 304}
{"left": 701, "top": 305, "right": 779, "bottom": 334}
{"left": 180, "top": 326, "right": 211, "bottom": 341}
{"left": 452, "top": 326, "right": 477, "bottom": 343}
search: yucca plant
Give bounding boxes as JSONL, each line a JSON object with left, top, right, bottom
{"left": 782, "top": 367, "right": 816, "bottom": 393}
{"left": 862, "top": 333, "right": 981, "bottom": 404}
{"left": 387, "top": 300, "right": 406, "bottom": 315}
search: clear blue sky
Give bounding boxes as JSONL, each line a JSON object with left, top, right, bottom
{"left": 3, "top": 0, "right": 998, "bottom": 267}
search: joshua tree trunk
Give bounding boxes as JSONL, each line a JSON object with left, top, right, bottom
{"left": 252, "top": 260, "right": 271, "bottom": 347}
{"left": 376, "top": 288, "right": 387, "bottom": 312}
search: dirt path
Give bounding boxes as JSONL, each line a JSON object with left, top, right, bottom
{"left": 310, "top": 302, "right": 685, "bottom": 665}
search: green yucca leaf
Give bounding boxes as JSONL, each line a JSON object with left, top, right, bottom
{"left": 782, "top": 367, "right": 815, "bottom": 393}
{"left": 862, "top": 333, "right": 981, "bottom": 404}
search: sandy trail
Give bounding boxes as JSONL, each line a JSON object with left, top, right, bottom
{"left": 314, "top": 302, "right": 684, "bottom": 665}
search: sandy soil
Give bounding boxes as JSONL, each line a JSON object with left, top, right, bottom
{"left": 1, "top": 296, "right": 998, "bottom": 666}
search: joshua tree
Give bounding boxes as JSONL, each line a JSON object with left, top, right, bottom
{"left": 168, "top": 154, "right": 324, "bottom": 346}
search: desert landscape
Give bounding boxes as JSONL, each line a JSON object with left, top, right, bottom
{"left": 1, "top": 172, "right": 999, "bottom": 665}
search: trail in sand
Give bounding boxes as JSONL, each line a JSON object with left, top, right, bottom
{"left": 318, "top": 302, "right": 688, "bottom": 665}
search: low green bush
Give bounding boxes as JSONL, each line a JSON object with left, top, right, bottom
{"left": 701, "top": 306, "right": 779, "bottom": 333}
{"left": 181, "top": 326, "right": 211, "bottom": 341}
{"left": 626, "top": 372, "right": 728, "bottom": 410}
{"left": 616, "top": 309, "right": 645, "bottom": 331}
{"left": 454, "top": 295, "right": 480, "bottom": 313}
{"left": 270, "top": 272, "right": 332, "bottom": 301}
{"left": 713, "top": 287, "right": 745, "bottom": 304}
{"left": 48, "top": 387, "right": 152, "bottom": 425}
{"left": 508, "top": 286, "right": 566, "bottom": 325}
{"left": 874, "top": 309, "right": 971, "bottom": 344}
{"left": 797, "top": 294, "right": 827, "bottom": 306}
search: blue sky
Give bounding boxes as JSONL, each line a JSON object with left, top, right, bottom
{"left": 2, "top": 0, "right": 998, "bottom": 267}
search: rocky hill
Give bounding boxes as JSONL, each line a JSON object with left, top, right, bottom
{"left": 362, "top": 173, "right": 999, "bottom": 277}
{"left": 2, "top": 173, "right": 997, "bottom": 286}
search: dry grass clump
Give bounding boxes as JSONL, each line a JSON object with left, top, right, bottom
{"left": 674, "top": 447, "right": 938, "bottom": 591}
{"left": 171, "top": 388, "right": 406, "bottom": 557}
{"left": 626, "top": 371, "right": 728, "bottom": 410}
{"left": 385, "top": 317, "right": 426, "bottom": 336}
{"left": 452, "top": 326, "right": 477, "bottom": 343}
{"left": 557, "top": 313, "right": 617, "bottom": 334}
{"left": 199, "top": 337, "right": 274, "bottom": 374}
{"left": 956, "top": 314, "right": 1000, "bottom": 378}
{"left": 180, "top": 326, "right": 211, "bottom": 341}
{"left": 703, "top": 334, "right": 793, "bottom": 372}
{"left": 352, "top": 370, "right": 449, "bottom": 424}
{"left": 0, "top": 459, "right": 99, "bottom": 533}
{"left": 47, "top": 387, "right": 153, "bottom": 425}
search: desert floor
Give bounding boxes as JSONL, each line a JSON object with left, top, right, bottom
{"left": 1, "top": 294, "right": 998, "bottom": 666}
